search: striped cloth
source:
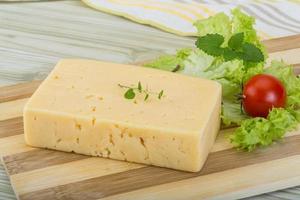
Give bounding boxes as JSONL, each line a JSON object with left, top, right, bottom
{"left": 82, "top": 0, "right": 300, "bottom": 40}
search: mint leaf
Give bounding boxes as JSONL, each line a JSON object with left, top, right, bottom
{"left": 223, "top": 48, "right": 239, "bottom": 61}
{"left": 196, "top": 34, "right": 264, "bottom": 64}
{"left": 241, "top": 43, "right": 264, "bottom": 62}
{"left": 228, "top": 32, "right": 244, "bottom": 50}
{"left": 196, "top": 34, "right": 224, "bottom": 56}
{"left": 124, "top": 88, "right": 135, "bottom": 99}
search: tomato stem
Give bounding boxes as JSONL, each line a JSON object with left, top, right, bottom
{"left": 235, "top": 93, "right": 245, "bottom": 100}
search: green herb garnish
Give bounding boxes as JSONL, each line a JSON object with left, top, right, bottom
{"left": 118, "top": 82, "right": 164, "bottom": 101}
{"left": 158, "top": 90, "right": 164, "bottom": 99}
{"left": 195, "top": 33, "right": 224, "bottom": 56}
{"left": 124, "top": 88, "right": 135, "bottom": 99}
{"left": 138, "top": 81, "right": 142, "bottom": 93}
{"left": 144, "top": 93, "right": 149, "bottom": 101}
{"left": 228, "top": 32, "right": 244, "bottom": 50}
{"left": 195, "top": 33, "right": 264, "bottom": 63}
{"left": 241, "top": 42, "right": 264, "bottom": 62}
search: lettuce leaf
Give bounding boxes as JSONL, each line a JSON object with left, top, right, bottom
{"left": 180, "top": 49, "right": 215, "bottom": 78}
{"left": 144, "top": 55, "right": 180, "bottom": 72}
{"left": 222, "top": 100, "right": 249, "bottom": 126}
{"left": 144, "top": 48, "right": 192, "bottom": 72}
{"left": 264, "top": 60, "right": 300, "bottom": 108}
{"left": 182, "top": 51, "right": 243, "bottom": 81}
{"left": 194, "top": 13, "right": 232, "bottom": 43}
{"left": 231, "top": 108, "right": 299, "bottom": 151}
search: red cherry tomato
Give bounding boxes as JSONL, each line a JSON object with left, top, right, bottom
{"left": 242, "top": 74, "right": 286, "bottom": 118}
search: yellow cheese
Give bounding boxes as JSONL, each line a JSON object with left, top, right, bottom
{"left": 24, "top": 59, "right": 221, "bottom": 172}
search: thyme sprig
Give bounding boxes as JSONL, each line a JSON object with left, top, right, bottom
{"left": 118, "top": 81, "right": 164, "bottom": 101}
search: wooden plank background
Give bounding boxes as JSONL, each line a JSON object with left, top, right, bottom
{"left": 0, "top": 34, "right": 300, "bottom": 200}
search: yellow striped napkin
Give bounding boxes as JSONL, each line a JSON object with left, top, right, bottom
{"left": 82, "top": 0, "right": 300, "bottom": 39}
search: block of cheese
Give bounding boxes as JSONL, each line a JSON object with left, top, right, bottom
{"left": 24, "top": 59, "right": 221, "bottom": 172}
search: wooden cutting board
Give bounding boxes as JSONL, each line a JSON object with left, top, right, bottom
{"left": 1, "top": 35, "right": 300, "bottom": 200}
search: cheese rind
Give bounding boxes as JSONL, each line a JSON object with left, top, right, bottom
{"left": 24, "top": 59, "right": 221, "bottom": 172}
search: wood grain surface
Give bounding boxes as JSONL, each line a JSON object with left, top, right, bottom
{"left": 0, "top": 81, "right": 41, "bottom": 103}
{"left": 0, "top": 0, "right": 194, "bottom": 86}
{"left": 0, "top": 34, "right": 300, "bottom": 200}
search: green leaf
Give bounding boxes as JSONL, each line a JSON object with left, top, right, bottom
{"left": 228, "top": 32, "right": 244, "bottom": 50}
{"left": 143, "top": 48, "right": 192, "bottom": 72}
{"left": 176, "top": 48, "right": 193, "bottom": 60}
{"left": 124, "top": 88, "right": 135, "bottom": 99}
{"left": 223, "top": 48, "right": 238, "bottom": 61}
{"left": 230, "top": 117, "right": 270, "bottom": 151}
{"left": 195, "top": 34, "right": 224, "bottom": 56}
{"left": 158, "top": 90, "right": 164, "bottom": 99}
{"left": 230, "top": 108, "right": 299, "bottom": 151}
{"left": 181, "top": 49, "right": 215, "bottom": 78}
{"left": 194, "top": 13, "right": 232, "bottom": 42}
{"left": 264, "top": 60, "right": 300, "bottom": 108}
{"left": 222, "top": 99, "right": 249, "bottom": 126}
{"left": 144, "top": 55, "right": 181, "bottom": 72}
{"left": 144, "top": 93, "right": 149, "bottom": 101}
{"left": 241, "top": 43, "right": 264, "bottom": 62}
{"left": 138, "top": 81, "right": 142, "bottom": 93}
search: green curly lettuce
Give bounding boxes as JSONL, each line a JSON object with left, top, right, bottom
{"left": 194, "top": 13, "right": 232, "bottom": 43}
{"left": 144, "top": 48, "right": 192, "bottom": 72}
{"left": 264, "top": 60, "right": 300, "bottom": 108}
{"left": 231, "top": 108, "right": 300, "bottom": 151}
